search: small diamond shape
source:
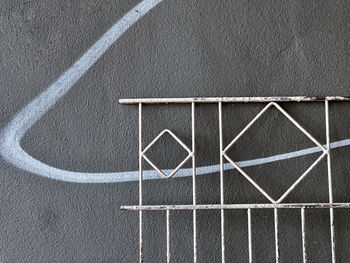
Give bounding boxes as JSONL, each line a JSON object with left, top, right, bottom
{"left": 223, "top": 102, "right": 327, "bottom": 203}
{"left": 142, "top": 129, "right": 192, "bottom": 179}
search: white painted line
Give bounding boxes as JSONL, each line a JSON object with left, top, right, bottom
{"left": 0, "top": 0, "right": 165, "bottom": 183}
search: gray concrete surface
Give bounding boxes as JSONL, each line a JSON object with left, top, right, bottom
{"left": 0, "top": 0, "right": 350, "bottom": 262}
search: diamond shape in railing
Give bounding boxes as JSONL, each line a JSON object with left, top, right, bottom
{"left": 223, "top": 102, "right": 328, "bottom": 204}
{"left": 142, "top": 129, "right": 192, "bottom": 179}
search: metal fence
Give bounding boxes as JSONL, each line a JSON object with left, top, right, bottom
{"left": 120, "top": 96, "right": 350, "bottom": 263}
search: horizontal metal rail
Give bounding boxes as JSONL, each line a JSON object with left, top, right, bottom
{"left": 119, "top": 96, "right": 350, "bottom": 104}
{"left": 121, "top": 203, "right": 350, "bottom": 211}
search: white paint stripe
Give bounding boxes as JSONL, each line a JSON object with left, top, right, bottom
{"left": 1, "top": 130, "right": 349, "bottom": 183}
{"left": 0, "top": 0, "right": 349, "bottom": 183}
{"left": 0, "top": 0, "right": 165, "bottom": 183}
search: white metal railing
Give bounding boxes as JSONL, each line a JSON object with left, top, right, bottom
{"left": 120, "top": 96, "right": 350, "bottom": 263}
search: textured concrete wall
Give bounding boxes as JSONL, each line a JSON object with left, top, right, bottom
{"left": 0, "top": 0, "right": 350, "bottom": 262}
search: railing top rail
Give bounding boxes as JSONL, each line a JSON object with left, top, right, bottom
{"left": 119, "top": 96, "right": 350, "bottom": 104}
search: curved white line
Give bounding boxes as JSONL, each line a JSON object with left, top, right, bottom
{"left": 0, "top": 0, "right": 166, "bottom": 183}
{"left": 0, "top": 0, "right": 349, "bottom": 183}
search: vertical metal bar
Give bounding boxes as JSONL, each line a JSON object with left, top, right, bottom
{"left": 192, "top": 102, "right": 197, "bottom": 263}
{"left": 301, "top": 208, "right": 307, "bottom": 263}
{"left": 325, "top": 100, "right": 336, "bottom": 263}
{"left": 139, "top": 103, "right": 143, "bottom": 263}
{"left": 274, "top": 208, "right": 279, "bottom": 263}
{"left": 248, "top": 208, "right": 253, "bottom": 263}
{"left": 167, "top": 210, "right": 170, "bottom": 263}
{"left": 219, "top": 102, "right": 225, "bottom": 263}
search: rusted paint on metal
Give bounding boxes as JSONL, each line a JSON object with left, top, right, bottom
{"left": 119, "top": 96, "right": 350, "bottom": 104}
{"left": 121, "top": 203, "right": 350, "bottom": 211}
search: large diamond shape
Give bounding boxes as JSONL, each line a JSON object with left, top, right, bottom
{"left": 142, "top": 129, "right": 192, "bottom": 179}
{"left": 223, "top": 102, "right": 327, "bottom": 203}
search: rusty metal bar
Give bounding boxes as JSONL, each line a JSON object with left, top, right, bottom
{"left": 192, "top": 102, "right": 197, "bottom": 263}
{"left": 138, "top": 103, "right": 143, "bottom": 263}
{"left": 276, "top": 152, "right": 326, "bottom": 204}
{"left": 272, "top": 102, "right": 326, "bottom": 152}
{"left": 166, "top": 210, "right": 170, "bottom": 263}
{"left": 248, "top": 208, "right": 253, "bottom": 263}
{"left": 219, "top": 102, "right": 225, "bottom": 263}
{"left": 119, "top": 96, "right": 350, "bottom": 104}
{"left": 301, "top": 208, "right": 307, "bottom": 263}
{"left": 121, "top": 203, "right": 350, "bottom": 211}
{"left": 223, "top": 103, "right": 273, "bottom": 153}
{"left": 325, "top": 100, "right": 336, "bottom": 263}
{"left": 224, "top": 153, "right": 276, "bottom": 203}
{"left": 274, "top": 208, "right": 279, "bottom": 263}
